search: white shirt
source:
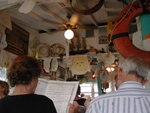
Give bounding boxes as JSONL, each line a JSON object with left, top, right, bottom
{"left": 86, "top": 81, "right": 150, "bottom": 113}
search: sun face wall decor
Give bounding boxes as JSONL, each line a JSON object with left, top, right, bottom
{"left": 70, "top": 55, "right": 90, "bottom": 75}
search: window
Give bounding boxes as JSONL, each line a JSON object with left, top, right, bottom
{"left": 80, "top": 82, "right": 98, "bottom": 98}
{"left": 0, "top": 66, "right": 7, "bottom": 81}
{"left": 80, "top": 81, "right": 116, "bottom": 98}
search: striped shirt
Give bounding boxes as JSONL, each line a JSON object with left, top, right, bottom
{"left": 86, "top": 81, "right": 150, "bottom": 113}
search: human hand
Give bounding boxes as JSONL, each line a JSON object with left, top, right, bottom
{"left": 69, "top": 101, "right": 80, "bottom": 113}
{"left": 84, "top": 96, "right": 91, "bottom": 110}
{"left": 80, "top": 93, "right": 85, "bottom": 97}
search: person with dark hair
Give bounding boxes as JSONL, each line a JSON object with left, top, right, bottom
{"left": 86, "top": 56, "right": 150, "bottom": 113}
{"left": 0, "top": 55, "right": 57, "bottom": 113}
{"left": 0, "top": 80, "right": 9, "bottom": 99}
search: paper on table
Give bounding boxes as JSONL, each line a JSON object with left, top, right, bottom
{"left": 35, "top": 78, "right": 79, "bottom": 113}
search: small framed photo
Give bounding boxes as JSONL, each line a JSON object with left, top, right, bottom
{"left": 99, "top": 35, "right": 108, "bottom": 44}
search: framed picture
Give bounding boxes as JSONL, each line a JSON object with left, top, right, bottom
{"left": 4, "top": 22, "right": 29, "bottom": 55}
{"left": 99, "top": 35, "right": 108, "bottom": 44}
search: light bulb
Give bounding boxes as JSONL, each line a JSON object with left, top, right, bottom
{"left": 64, "top": 29, "right": 74, "bottom": 39}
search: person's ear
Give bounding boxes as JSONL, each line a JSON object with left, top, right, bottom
{"left": 117, "top": 68, "right": 122, "bottom": 79}
{"left": 1, "top": 87, "right": 5, "bottom": 92}
{"left": 142, "top": 79, "right": 148, "bottom": 85}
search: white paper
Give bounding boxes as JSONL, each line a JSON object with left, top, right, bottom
{"left": 35, "top": 78, "right": 79, "bottom": 113}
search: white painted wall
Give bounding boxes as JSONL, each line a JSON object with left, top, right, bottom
{"left": 38, "top": 28, "right": 108, "bottom": 52}
{"left": 5, "top": 23, "right": 108, "bottom": 58}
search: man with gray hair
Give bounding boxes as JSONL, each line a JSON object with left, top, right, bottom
{"left": 86, "top": 56, "right": 150, "bottom": 113}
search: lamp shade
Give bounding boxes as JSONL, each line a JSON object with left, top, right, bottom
{"left": 64, "top": 29, "right": 74, "bottom": 39}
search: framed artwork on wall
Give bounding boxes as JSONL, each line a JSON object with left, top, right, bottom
{"left": 4, "top": 22, "right": 29, "bottom": 55}
{"left": 99, "top": 35, "right": 108, "bottom": 44}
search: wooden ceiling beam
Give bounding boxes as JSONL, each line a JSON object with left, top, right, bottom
{"left": 11, "top": 17, "right": 40, "bottom": 31}
{"left": 28, "top": 11, "right": 59, "bottom": 29}
{"left": 10, "top": 11, "right": 50, "bottom": 32}
{"left": 88, "top": 14, "right": 98, "bottom": 27}
{"left": 40, "top": 4, "right": 66, "bottom": 23}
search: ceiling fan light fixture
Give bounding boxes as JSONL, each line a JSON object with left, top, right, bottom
{"left": 64, "top": 29, "right": 74, "bottom": 40}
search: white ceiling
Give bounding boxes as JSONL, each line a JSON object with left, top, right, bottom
{"left": 0, "top": 0, "right": 135, "bottom": 34}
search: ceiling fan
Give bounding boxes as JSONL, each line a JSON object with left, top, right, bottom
{"left": 12, "top": 0, "right": 98, "bottom": 33}
{"left": 45, "top": 14, "right": 98, "bottom": 34}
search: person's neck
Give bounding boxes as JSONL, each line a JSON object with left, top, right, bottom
{"left": 12, "top": 84, "right": 32, "bottom": 95}
{"left": 123, "top": 74, "right": 143, "bottom": 83}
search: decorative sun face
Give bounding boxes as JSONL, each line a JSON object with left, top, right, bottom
{"left": 71, "top": 55, "right": 90, "bottom": 75}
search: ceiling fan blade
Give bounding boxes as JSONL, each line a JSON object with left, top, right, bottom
{"left": 43, "top": 19, "right": 62, "bottom": 26}
{"left": 53, "top": 27, "right": 67, "bottom": 31}
{"left": 19, "top": 0, "right": 36, "bottom": 14}
{"left": 45, "top": 27, "right": 66, "bottom": 34}
{"left": 69, "top": 14, "right": 79, "bottom": 26}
